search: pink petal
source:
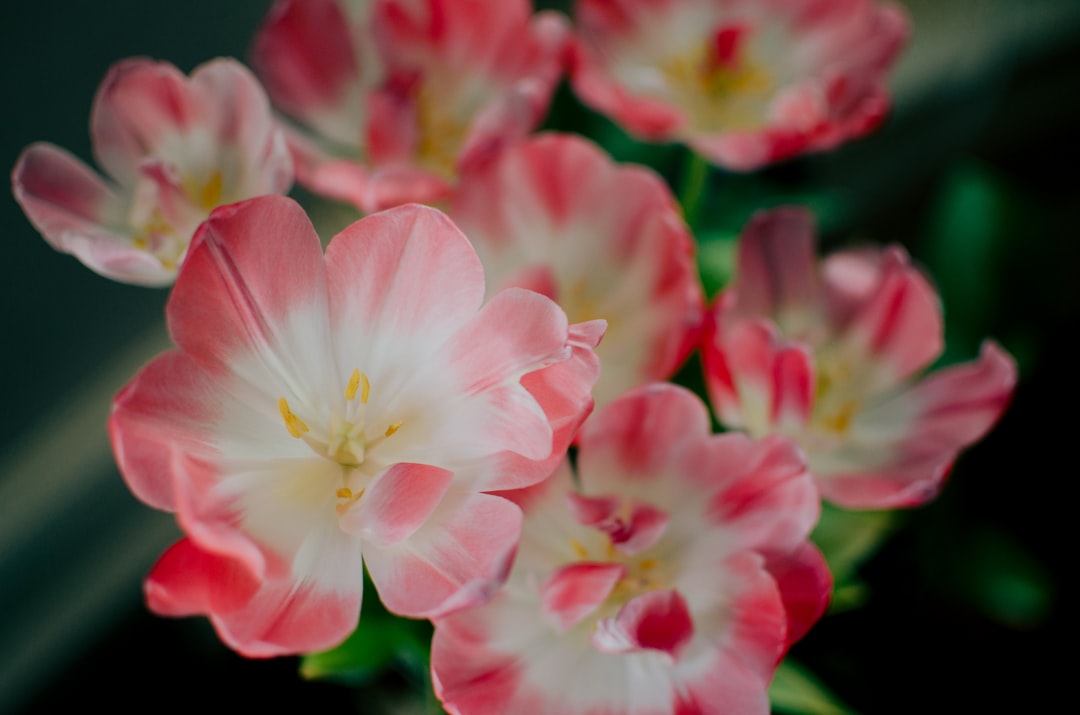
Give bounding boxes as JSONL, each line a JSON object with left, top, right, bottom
{"left": 763, "top": 543, "right": 833, "bottom": 648}
{"left": 540, "top": 562, "right": 626, "bottom": 632}
{"left": 147, "top": 537, "right": 360, "bottom": 658}
{"left": 109, "top": 349, "right": 220, "bottom": 512}
{"left": 732, "top": 207, "right": 822, "bottom": 324}
{"left": 363, "top": 490, "right": 522, "bottom": 618}
{"left": 843, "top": 246, "right": 943, "bottom": 384}
{"left": 167, "top": 195, "right": 329, "bottom": 372}
{"left": 819, "top": 340, "right": 1017, "bottom": 508}
{"left": 578, "top": 383, "right": 713, "bottom": 487}
{"left": 591, "top": 589, "right": 694, "bottom": 659}
{"left": 91, "top": 58, "right": 213, "bottom": 186}
{"left": 188, "top": 59, "right": 294, "bottom": 195}
{"left": 12, "top": 143, "right": 171, "bottom": 285}
{"left": 250, "top": 0, "right": 362, "bottom": 133}
{"left": 566, "top": 493, "right": 670, "bottom": 555}
{"left": 339, "top": 463, "right": 454, "bottom": 546}
{"left": 324, "top": 203, "right": 484, "bottom": 346}
{"left": 703, "top": 434, "right": 819, "bottom": 554}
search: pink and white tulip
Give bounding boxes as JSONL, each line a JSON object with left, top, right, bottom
{"left": 702, "top": 207, "right": 1017, "bottom": 509}
{"left": 252, "top": 0, "right": 568, "bottom": 212}
{"left": 109, "top": 195, "right": 603, "bottom": 656}
{"left": 12, "top": 58, "right": 292, "bottom": 286}
{"left": 432, "top": 383, "right": 830, "bottom": 715}
{"left": 450, "top": 133, "right": 704, "bottom": 409}
{"left": 570, "top": 0, "right": 909, "bottom": 170}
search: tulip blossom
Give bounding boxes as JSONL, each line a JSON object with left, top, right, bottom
{"left": 12, "top": 58, "right": 292, "bottom": 286}
{"left": 450, "top": 133, "right": 703, "bottom": 409}
{"left": 432, "top": 383, "right": 830, "bottom": 715}
{"left": 569, "top": 0, "right": 909, "bottom": 170}
{"left": 702, "top": 207, "right": 1017, "bottom": 509}
{"left": 109, "top": 195, "right": 603, "bottom": 656}
{"left": 251, "top": 0, "right": 568, "bottom": 212}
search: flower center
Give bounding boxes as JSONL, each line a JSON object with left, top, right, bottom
{"left": 278, "top": 368, "right": 404, "bottom": 469}
{"left": 659, "top": 25, "right": 774, "bottom": 132}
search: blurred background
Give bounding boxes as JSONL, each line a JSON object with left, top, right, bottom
{"left": 1, "top": 1, "right": 1077, "bottom": 712}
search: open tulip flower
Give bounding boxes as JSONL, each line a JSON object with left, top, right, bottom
{"left": 450, "top": 133, "right": 704, "bottom": 409}
{"left": 570, "top": 0, "right": 909, "bottom": 170}
{"left": 702, "top": 207, "right": 1017, "bottom": 509}
{"left": 252, "top": 0, "right": 568, "bottom": 212}
{"left": 12, "top": 58, "right": 292, "bottom": 286}
{"left": 109, "top": 195, "right": 603, "bottom": 656}
{"left": 432, "top": 383, "right": 830, "bottom": 715}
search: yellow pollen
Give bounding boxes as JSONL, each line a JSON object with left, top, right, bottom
{"left": 822, "top": 402, "right": 857, "bottom": 434}
{"left": 278, "top": 397, "right": 310, "bottom": 438}
{"left": 200, "top": 171, "right": 223, "bottom": 210}
{"left": 384, "top": 421, "right": 403, "bottom": 438}
{"left": 639, "top": 559, "right": 660, "bottom": 571}
{"left": 336, "top": 487, "right": 354, "bottom": 499}
{"left": 570, "top": 538, "right": 589, "bottom": 560}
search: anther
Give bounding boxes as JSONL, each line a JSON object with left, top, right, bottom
{"left": 384, "top": 421, "right": 403, "bottom": 438}
{"left": 278, "top": 397, "right": 310, "bottom": 438}
{"left": 570, "top": 538, "right": 589, "bottom": 560}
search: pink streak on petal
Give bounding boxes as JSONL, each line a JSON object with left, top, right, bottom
{"left": 339, "top": 463, "right": 454, "bottom": 546}
{"left": 167, "top": 195, "right": 328, "bottom": 370}
{"left": 705, "top": 434, "right": 819, "bottom": 553}
{"left": 325, "top": 203, "right": 484, "bottom": 343}
{"left": 540, "top": 562, "right": 626, "bottom": 632}
{"left": 364, "top": 490, "right": 522, "bottom": 618}
{"left": 565, "top": 492, "right": 619, "bottom": 526}
{"left": 578, "top": 382, "right": 713, "bottom": 487}
{"left": 591, "top": 589, "right": 694, "bottom": 659}
{"left": 250, "top": 0, "right": 360, "bottom": 126}
{"left": 846, "top": 246, "right": 943, "bottom": 382}
{"left": 771, "top": 343, "right": 815, "bottom": 430}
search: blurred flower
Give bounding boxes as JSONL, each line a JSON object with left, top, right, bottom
{"left": 432, "top": 383, "right": 829, "bottom": 715}
{"left": 109, "top": 196, "right": 603, "bottom": 656}
{"left": 449, "top": 133, "right": 703, "bottom": 409}
{"left": 702, "top": 207, "right": 1017, "bottom": 508}
{"left": 12, "top": 58, "right": 292, "bottom": 286}
{"left": 569, "top": 0, "right": 909, "bottom": 170}
{"left": 252, "top": 0, "right": 568, "bottom": 212}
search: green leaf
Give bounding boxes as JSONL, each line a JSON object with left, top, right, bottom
{"left": 952, "top": 527, "right": 1055, "bottom": 630}
{"left": 696, "top": 231, "right": 739, "bottom": 299}
{"left": 811, "top": 503, "right": 898, "bottom": 588}
{"left": 770, "top": 659, "right": 856, "bottom": 715}
{"left": 300, "top": 573, "right": 433, "bottom": 686}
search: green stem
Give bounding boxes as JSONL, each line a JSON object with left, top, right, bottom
{"left": 678, "top": 150, "right": 710, "bottom": 229}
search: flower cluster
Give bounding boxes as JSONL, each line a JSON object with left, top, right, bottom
{"left": 13, "top": 1, "right": 1017, "bottom": 713}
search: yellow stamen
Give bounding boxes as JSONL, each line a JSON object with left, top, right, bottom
{"left": 344, "top": 369, "right": 361, "bottom": 401}
{"left": 570, "top": 538, "right": 589, "bottom": 560}
{"left": 336, "top": 487, "right": 354, "bottom": 499}
{"left": 384, "top": 421, "right": 403, "bottom": 438}
{"left": 639, "top": 559, "right": 660, "bottom": 571}
{"left": 278, "top": 397, "right": 310, "bottom": 438}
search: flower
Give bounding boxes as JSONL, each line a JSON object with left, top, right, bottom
{"left": 12, "top": 58, "right": 292, "bottom": 286}
{"left": 432, "top": 383, "right": 830, "bottom": 715}
{"left": 109, "top": 195, "right": 603, "bottom": 656}
{"left": 569, "top": 0, "right": 909, "bottom": 170}
{"left": 702, "top": 206, "right": 1017, "bottom": 509}
{"left": 449, "top": 133, "right": 704, "bottom": 409}
{"left": 251, "top": 0, "right": 568, "bottom": 212}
